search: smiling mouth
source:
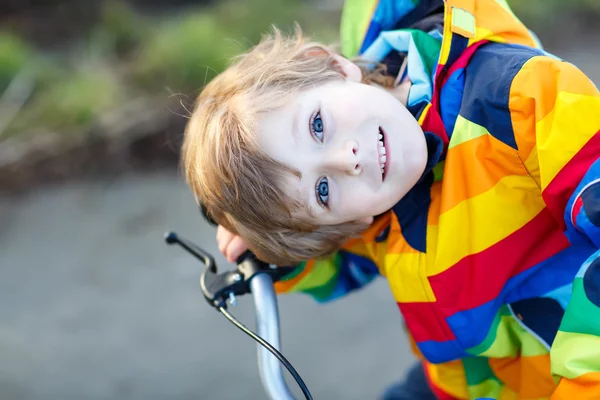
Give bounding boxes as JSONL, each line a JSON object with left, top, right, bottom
{"left": 378, "top": 127, "right": 389, "bottom": 180}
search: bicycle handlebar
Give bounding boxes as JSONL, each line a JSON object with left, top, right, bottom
{"left": 251, "top": 272, "right": 296, "bottom": 400}
{"left": 165, "top": 231, "right": 311, "bottom": 400}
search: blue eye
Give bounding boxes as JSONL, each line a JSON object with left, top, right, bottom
{"left": 310, "top": 111, "right": 324, "bottom": 142}
{"left": 316, "top": 177, "right": 329, "bottom": 207}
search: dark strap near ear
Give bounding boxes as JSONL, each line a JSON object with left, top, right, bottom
{"left": 199, "top": 202, "right": 218, "bottom": 227}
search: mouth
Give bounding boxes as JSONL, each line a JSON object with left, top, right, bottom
{"left": 378, "top": 127, "right": 389, "bottom": 181}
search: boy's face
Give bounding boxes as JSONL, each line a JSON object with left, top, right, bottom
{"left": 256, "top": 76, "right": 428, "bottom": 226}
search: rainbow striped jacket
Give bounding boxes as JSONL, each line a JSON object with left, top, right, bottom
{"left": 275, "top": 0, "right": 600, "bottom": 399}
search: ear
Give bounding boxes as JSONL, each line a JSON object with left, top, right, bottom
{"left": 331, "top": 54, "right": 362, "bottom": 82}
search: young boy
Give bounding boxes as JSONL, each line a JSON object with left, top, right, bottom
{"left": 182, "top": 0, "right": 600, "bottom": 398}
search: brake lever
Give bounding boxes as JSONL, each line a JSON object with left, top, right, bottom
{"left": 164, "top": 232, "right": 293, "bottom": 309}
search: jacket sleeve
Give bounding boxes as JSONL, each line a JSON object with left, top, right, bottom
{"left": 510, "top": 55, "right": 600, "bottom": 398}
{"left": 273, "top": 249, "right": 379, "bottom": 302}
{"left": 274, "top": 217, "right": 389, "bottom": 302}
{"left": 550, "top": 250, "right": 600, "bottom": 399}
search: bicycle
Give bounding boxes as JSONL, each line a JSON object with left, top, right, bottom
{"left": 165, "top": 231, "right": 313, "bottom": 400}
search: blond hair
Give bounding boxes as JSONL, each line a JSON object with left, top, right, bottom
{"left": 182, "top": 26, "right": 388, "bottom": 265}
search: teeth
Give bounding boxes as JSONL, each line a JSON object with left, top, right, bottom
{"left": 378, "top": 128, "right": 386, "bottom": 176}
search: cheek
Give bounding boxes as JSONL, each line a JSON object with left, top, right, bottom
{"left": 343, "top": 184, "right": 383, "bottom": 211}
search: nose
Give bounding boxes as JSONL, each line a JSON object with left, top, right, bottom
{"left": 326, "top": 140, "right": 362, "bottom": 175}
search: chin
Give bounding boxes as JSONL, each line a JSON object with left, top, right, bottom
{"left": 383, "top": 188, "right": 405, "bottom": 208}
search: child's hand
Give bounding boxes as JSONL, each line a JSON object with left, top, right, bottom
{"left": 216, "top": 225, "right": 249, "bottom": 263}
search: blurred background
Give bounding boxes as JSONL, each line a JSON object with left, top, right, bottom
{"left": 0, "top": 1, "right": 598, "bottom": 399}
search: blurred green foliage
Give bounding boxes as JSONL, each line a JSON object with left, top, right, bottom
{"left": 510, "top": 0, "right": 600, "bottom": 22}
{"left": 132, "top": 13, "right": 231, "bottom": 92}
{"left": 1, "top": 0, "right": 330, "bottom": 138}
{"left": 90, "top": 0, "right": 150, "bottom": 58}
{"left": 0, "top": 33, "right": 34, "bottom": 92}
{"left": 132, "top": 0, "right": 306, "bottom": 92}
{"left": 1, "top": 0, "right": 597, "bottom": 139}
{"left": 8, "top": 63, "right": 125, "bottom": 137}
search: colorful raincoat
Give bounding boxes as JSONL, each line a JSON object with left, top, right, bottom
{"left": 274, "top": 0, "right": 600, "bottom": 399}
